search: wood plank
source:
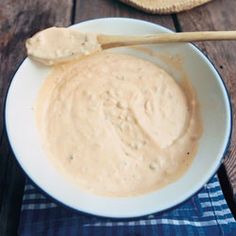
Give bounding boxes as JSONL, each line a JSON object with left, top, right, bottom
{"left": 176, "top": 0, "right": 236, "bottom": 206}
{"left": 75, "top": 0, "right": 174, "bottom": 29}
{"left": 0, "top": 0, "right": 73, "bottom": 235}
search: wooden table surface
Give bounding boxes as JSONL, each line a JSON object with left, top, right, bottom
{"left": 0, "top": 0, "right": 236, "bottom": 235}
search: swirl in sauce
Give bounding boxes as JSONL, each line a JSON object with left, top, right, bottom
{"left": 36, "top": 52, "right": 202, "bottom": 197}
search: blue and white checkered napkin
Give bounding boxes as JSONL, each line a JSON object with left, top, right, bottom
{"left": 18, "top": 175, "right": 236, "bottom": 235}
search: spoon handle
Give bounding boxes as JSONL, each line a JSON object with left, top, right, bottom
{"left": 98, "top": 31, "right": 236, "bottom": 48}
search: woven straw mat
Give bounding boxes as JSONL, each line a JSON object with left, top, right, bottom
{"left": 119, "top": 0, "right": 212, "bottom": 14}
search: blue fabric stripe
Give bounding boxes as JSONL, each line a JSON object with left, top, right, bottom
{"left": 18, "top": 175, "right": 236, "bottom": 235}
{"left": 82, "top": 226, "right": 90, "bottom": 236}
{"left": 104, "top": 224, "right": 113, "bottom": 236}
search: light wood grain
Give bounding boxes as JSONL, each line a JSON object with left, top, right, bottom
{"left": 0, "top": 0, "right": 73, "bottom": 235}
{"left": 75, "top": 0, "right": 175, "bottom": 29}
{"left": 98, "top": 31, "right": 236, "bottom": 49}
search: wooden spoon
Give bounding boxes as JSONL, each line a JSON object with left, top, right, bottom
{"left": 26, "top": 27, "right": 236, "bottom": 65}
{"left": 98, "top": 31, "right": 236, "bottom": 48}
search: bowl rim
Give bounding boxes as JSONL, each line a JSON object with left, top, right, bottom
{"left": 4, "top": 17, "right": 233, "bottom": 218}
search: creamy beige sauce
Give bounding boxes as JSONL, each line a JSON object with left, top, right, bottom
{"left": 26, "top": 27, "right": 101, "bottom": 65}
{"left": 36, "top": 52, "right": 202, "bottom": 197}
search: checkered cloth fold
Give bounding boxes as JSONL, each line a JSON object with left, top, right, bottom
{"left": 19, "top": 175, "right": 236, "bottom": 235}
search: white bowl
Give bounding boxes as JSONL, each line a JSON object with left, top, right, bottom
{"left": 5, "top": 18, "right": 232, "bottom": 218}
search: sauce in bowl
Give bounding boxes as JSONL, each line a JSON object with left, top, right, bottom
{"left": 36, "top": 52, "right": 202, "bottom": 197}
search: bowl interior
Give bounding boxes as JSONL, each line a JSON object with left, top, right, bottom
{"left": 5, "top": 18, "right": 231, "bottom": 218}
